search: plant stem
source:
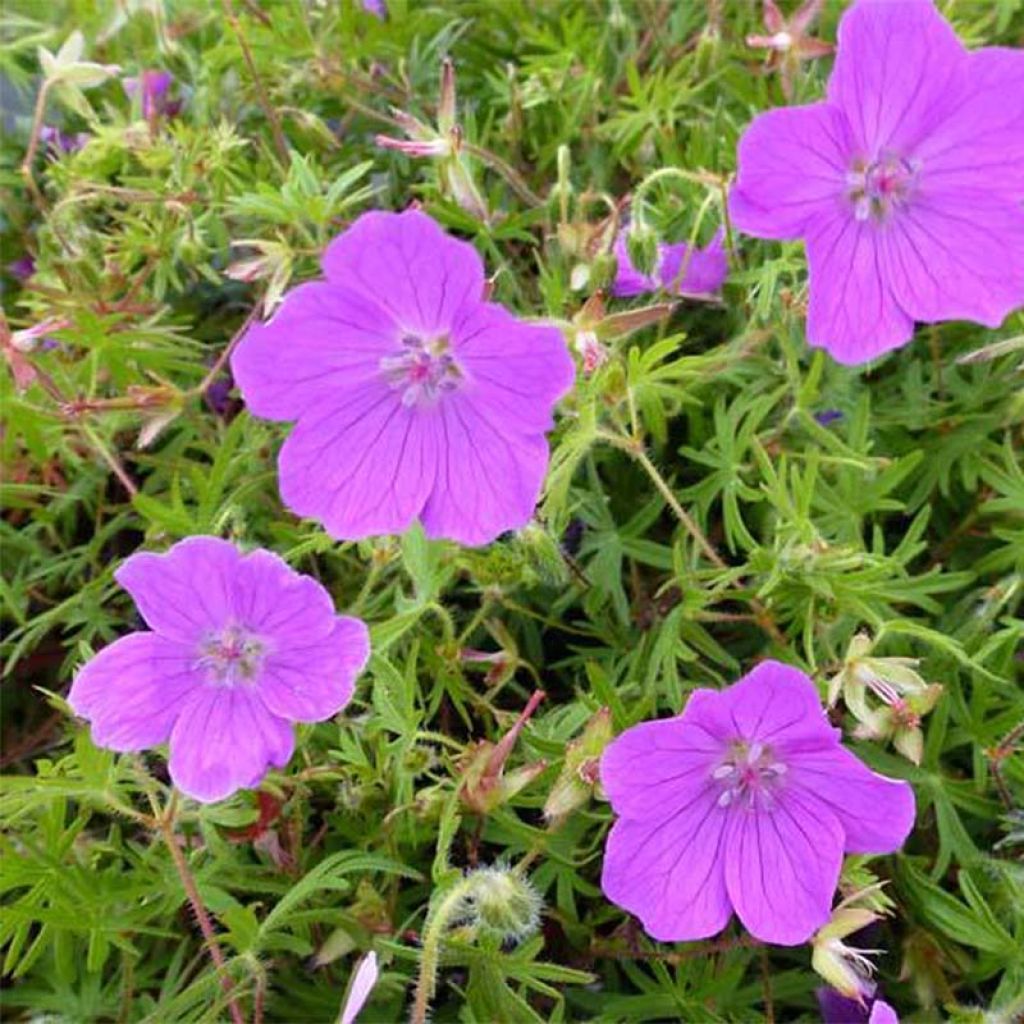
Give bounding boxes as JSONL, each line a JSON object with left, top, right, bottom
{"left": 598, "top": 429, "right": 723, "bottom": 567}
{"left": 597, "top": 428, "right": 787, "bottom": 646}
{"left": 223, "top": 0, "right": 290, "bottom": 167}
{"left": 410, "top": 878, "right": 474, "bottom": 1024}
{"left": 157, "top": 797, "right": 246, "bottom": 1024}
{"left": 20, "top": 79, "right": 51, "bottom": 209}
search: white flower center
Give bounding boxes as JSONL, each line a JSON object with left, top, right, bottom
{"left": 712, "top": 740, "right": 788, "bottom": 810}
{"left": 196, "top": 624, "right": 265, "bottom": 686}
{"left": 380, "top": 332, "right": 463, "bottom": 407}
{"left": 848, "top": 152, "right": 919, "bottom": 222}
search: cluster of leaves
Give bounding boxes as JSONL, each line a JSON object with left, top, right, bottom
{"left": 2, "top": 1, "right": 1022, "bottom": 1021}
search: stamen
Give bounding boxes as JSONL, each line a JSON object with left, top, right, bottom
{"left": 381, "top": 331, "right": 463, "bottom": 407}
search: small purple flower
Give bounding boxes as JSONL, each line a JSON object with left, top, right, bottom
{"left": 730, "top": 0, "right": 1024, "bottom": 364}
{"left": 7, "top": 256, "right": 35, "bottom": 281}
{"left": 123, "top": 70, "right": 180, "bottom": 119}
{"left": 68, "top": 537, "right": 369, "bottom": 803}
{"left": 361, "top": 0, "right": 387, "bottom": 18}
{"left": 39, "top": 125, "right": 89, "bottom": 154}
{"left": 612, "top": 229, "right": 727, "bottom": 298}
{"left": 600, "top": 660, "right": 915, "bottom": 945}
{"left": 231, "top": 209, "right": 575, "bottom": 546}
{"left": 815, "top": 409, "right": 843, "bottom": 426}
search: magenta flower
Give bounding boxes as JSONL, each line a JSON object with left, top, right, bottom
{"left": 729, "top": 0, "right": 1024, "bottom": 365}
{"left": 818, "top": 989, "right": 899, "bottom": 1024}
{"left": 231, "top": 209, "right": 575, "bottom": 546}
{"left": 612, "top": 229, "right": 727, "bottom": 298}
{"left": 67, "top": 537, "right": 369, "bottom": 803}
{"left": 600, "top": 660, "right": 915, "bottom": 945}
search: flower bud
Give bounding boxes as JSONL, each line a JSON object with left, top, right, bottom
{"left": 463, "top": 866, "right": 542, "bottom": 944}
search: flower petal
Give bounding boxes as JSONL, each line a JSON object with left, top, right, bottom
{"left": 169, "top": 687, "right": 294, "bottom": 803}
{"left": 452, "top": 302, "right": 575, "bottom": 435}
{"left": 712, "top": 660, "right": 837, "bottom": 752}
{"left": 916, "top": 47, "right": 1024, "bottom": 197}
{"left": 258, "top": 616, "right": 370, "bottom": 723}
{"left": 600, "top": 716, "right": 722, "bottom": 820}
{"left": 420, "top": 394, "right": 550, "bottom": 545}
{"left": 601, "top": 795, "right": 732, "bottom": 942}
{"left": 789, "top": 745, "right": 916, "bottom": 853}
{"left": 231, "top": 281, "right": 399, "bottom": 421}
{"left": 805, "top": 215, "right": 915, "bottom": 364}
{"left": 611, "top": 234, "right": 658, "bottom": 296}
{"left": 277, "top": 386, "right": 437, "bottom": 540}
{"left": 659, "top": 230, "right": 728, "bottom": 295}
{"left": 827, "top": 0, "right": 966, "bottom": 155}
{"left": 321, "top": 209, "right": 485, "bottom": 335}
{"left": 880, "top": 191, "right": 1024, "bottom": 329}
{"left": 68, "top": 633, "right": 198, "bottom": 751}
{"left": 869, "top": 1000, "right": 899, "bottom": 1024}
{"left": 232, "top": 547, "right": 338, "bottom": 645}
{"left": 724, "top": 789, "right": 843, "bottom": 945}
{"left": 340, "top": 952, "right": 380, "bottom": 1024}
{"left": 114, "top": 537, "right": 241, "bottom": 644}
{"left": 729, "top": 103, "right": 854, "bottom": 240}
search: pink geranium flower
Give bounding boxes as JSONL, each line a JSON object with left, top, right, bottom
{"left": 730, "top": 0, "right": 1024, "bottom": 364}
{"left": 68, "top": 537, "right": 369, "bottom": 803}
{"left": 231, "top": 209, "right": 575, "bottom": 546}
{"left": 600, "top": 661, "right": 915, "bottom": 945}
{"left": 612, "top": 229, "right": 728, "bottom": 299}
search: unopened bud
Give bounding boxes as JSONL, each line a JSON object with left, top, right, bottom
{"left": 464, "top": 866, "right": 542, "bottom": 944}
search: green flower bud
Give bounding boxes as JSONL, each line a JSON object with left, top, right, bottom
{"left": 464, "top": 866, "right": 543, "bottom": 944}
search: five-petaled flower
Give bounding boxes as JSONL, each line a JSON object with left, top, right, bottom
{"left": 68, "top": 537, "right": 370, "bottom": 803}
{"left": 612, "top": 229, "right": 727, "bottom": 299}
{"left": 231, "top": 209, "right": 575, "bottom": 546}
{"left": 600, "top": 660, "right": 915, "bottom": 945}
{"left": 730, "top": 0, "right": 1024, "bottom": 364}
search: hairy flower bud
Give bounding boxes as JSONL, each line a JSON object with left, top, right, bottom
{"left": 463, "top": 866, "right": 543, "bottom": 944}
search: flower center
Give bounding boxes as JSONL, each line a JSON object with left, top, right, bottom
{"left": 380, "top": 333, "right": 463, "bottom": 407}
{"left": 848, "top": 152, "right": 919, "bottom": 222}
{"left": 196, "top": 624, "right": 265, "bottom": 686}
{"left": 712, "top": 740, "right": 787, "bottom": 810}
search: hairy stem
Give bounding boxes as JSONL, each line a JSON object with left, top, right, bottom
{"left": 157, "top": 799, "right": 246, "bottom": 1024}
{"left": 410, "top": 877, "right": 475, "bottom": 1024}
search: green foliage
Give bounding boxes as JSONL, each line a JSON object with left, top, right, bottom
{"left": 2, "top": 1, "right": 1022, "bottom": 1021}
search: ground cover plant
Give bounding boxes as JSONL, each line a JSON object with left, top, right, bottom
{"left": 1, "top": 0, "right": 1022, "bottom": 1021}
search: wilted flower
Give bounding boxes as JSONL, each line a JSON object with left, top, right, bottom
{"left": 812, "top": 905, "right": 885, "bottom": 1002}
{"left": 375, "top": 60, "right": 488, "bottom": 221}
{"left": 730, "top": 0, "right": 1024, "bottom": 364}
{"left": 68, "top": 537, "right": 370, "bottom": 803}
{"left": 612, "top": 229, "right": 727, "bottom": 299}
{"left": 123, "top": 69, "right": 181, "bottom": 119}
{"left": 600, "top": 660, "right": 915, "bottom": 944}
{"left": 828, "top": 633, "right": 942, "bottom": 765}
{"left": 231, "top": 209, "right": 575, "bottom": 546}
{"left": 543, "top": 707, "right": 612, "bottom": 826}
{"left": 746, "top": 0, "right": 833, "bottom": 99}
{"left": 339, "top": 951, "right": 380, "bottom": 1024}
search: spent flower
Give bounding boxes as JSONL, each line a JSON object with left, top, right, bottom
{"left": 231, "top": 209, "right": 575, "bottom": 546}
{"left": 68, "top": 537, "right": 370, "bottom": 803}
{"left": 746, "top": 0, "right": 833, "bottom": 99}
{"left": 730, "top": 0, "right": 1024, "bottom": 364}
{"left": 600, "top": 660, "right": 915, "bottom": 944}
